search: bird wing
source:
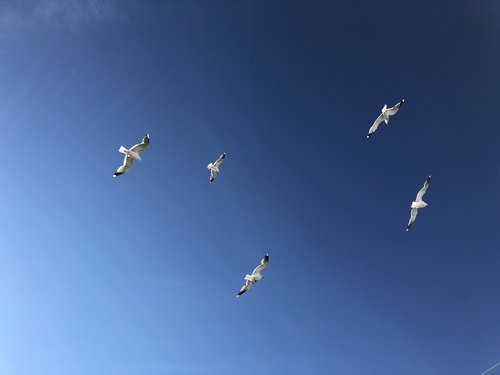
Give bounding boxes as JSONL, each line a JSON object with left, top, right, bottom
{"left": 367, "top": 114, "right": 384, "bottom": 137}
{"left": 237, "top": 280, "right": 252, "bottom": 297}
{"left": 130, "top": 134, "right": 150, "bottom": 154}
{"left": 209, "top": 169, "right": 218, "bottom": 182}
{"left": 416, "top": 176, "right": 431, "bottom": 201}
{"left": 114, "top": 155, "right": 134, "bottom": 176}
{"left": 407, "top": 208, "right": 419, "bottom": 230}
{"left": 251, "top": 254, "right": 269, "bottom": 276}
{"left": 213, "top": 154, "right": 225, "bottom": 168}
{"left": 385, "top": 99, "right": 404, "bottom": 116}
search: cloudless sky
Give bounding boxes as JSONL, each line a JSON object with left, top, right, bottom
{"left": 0, "top": 1, "right": 499, "bottom": 374}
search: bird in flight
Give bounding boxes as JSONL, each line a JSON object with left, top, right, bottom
{"left": 407, "top": 175, "right": 431, "bottom": 231}
{"left": 207, "top": 153, "right": 226, "bottom": 183}
{"left": 237, "top": 254, "right": 269, "bottom": 297}
{"left": 367, "top": 99, "right": 405, "bottom": 138}
{"left": 113, "top": 133, "right": 150, "bottom": 177}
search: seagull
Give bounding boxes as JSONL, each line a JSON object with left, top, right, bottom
{"left": 407, "top": 175, "right": 431, "bottom": 231}
{"left": 113, "top": 133, "right": 150, "bottom": 177}
{"left": 207, "top": 153, "right": 226, "bottom": 183}
{"left": 237, "top": 254, "right": 269, "bottom": 297}
{"left": 367, "top": 99, "right": 405, "bottom": 138}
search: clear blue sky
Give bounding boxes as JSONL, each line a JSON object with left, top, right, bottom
{"left": 0, "top": 1, "right": 499, "bottom": 374}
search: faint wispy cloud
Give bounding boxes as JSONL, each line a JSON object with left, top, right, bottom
{"left": 0, "top": 0, "right": 122, "bottom": 35}
{"left": 34, "top": 0, "right": 118, "bottom": 31}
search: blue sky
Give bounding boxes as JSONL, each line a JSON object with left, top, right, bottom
{"left": 0, "top": 1, "right": 499, "bottom": 374}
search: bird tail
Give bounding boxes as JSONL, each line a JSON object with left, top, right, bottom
{"left": 384, "top": 118, "right": 389, "bottom": 125}
{"left": 244, "top": 275, "right": 253, "bottom": 282}
{"left": 119, "top": 146, "right": 128, "bottom": 155}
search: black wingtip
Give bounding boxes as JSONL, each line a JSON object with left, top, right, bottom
{"left": 113, "top": 172, "right": 124, "bottom": 177}
{"left": 222, "top": 153, "right": 226, "bottom": 158}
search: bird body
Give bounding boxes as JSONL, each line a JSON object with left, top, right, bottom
{"left": 411, "top": 200, "right": 428, "bottom": 209}
{"left": 207, "top": 163, "right": 220, "bottom": 173}
{"left": 244, "top": 273, "right": 263, "bottom": 282}
{"left": 118, "top": 146, "right": 142, "bottom": 161}
{"left": 381, "top": 104, "right": 390, "bottom": 124}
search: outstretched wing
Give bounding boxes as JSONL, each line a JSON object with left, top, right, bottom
{"left": 209, "top": 169, "right": 218, "bottom": 183}
{"left": 113, "top": 155, "right": 134, "bottom": 177}
{"left": 237, "top": 280, "right": 252, "bottom": 297}
{"left": 367, "top": 114, "right": 384, "bottom": 138}
{"left": 251, "top": 254, "right": 269, "bottom": 276}
{"left": 416, "top": 175, "right": 431, "bottom": 202}
{"left": 407, "top": 208, "right": 419, "bottom": 231}
{"left": 386, "top": 99, "right": 405, "bottom": 116}
{"left": 130, "top": 133, "right": 150, "bottom": 154}
{"left": 213, "top": 153, "right": 226, "bottom": 168}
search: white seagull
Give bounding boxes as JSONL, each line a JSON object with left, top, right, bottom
{"left": 367, "top": 99, "right": 405, "bottom": 138}
{"left": 407, "top": 175, "right": 431, "bottom": 231}
{"left": 237, "top": 254, "right": 269, "bottom": 297}
{"left": 207, "top": 153, "right": 226, "bottom": 183}
{"left": 113, "top": 133, "right": 150, "bottom": 177}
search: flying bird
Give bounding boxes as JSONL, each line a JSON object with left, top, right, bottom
{"left": 207, "top": 153, "right": 226, "bottom": 183}
{"left": 407, "top": 175, "right": 431, "bottom": 231}
{"left": 113, "top": 133, "right": 150, "bottom": 177}
{"left": 237, "top": 254, "right": 269, "bottom": 297}
{"left": 367, "top": 99, "right": 405, "bottom": 138}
